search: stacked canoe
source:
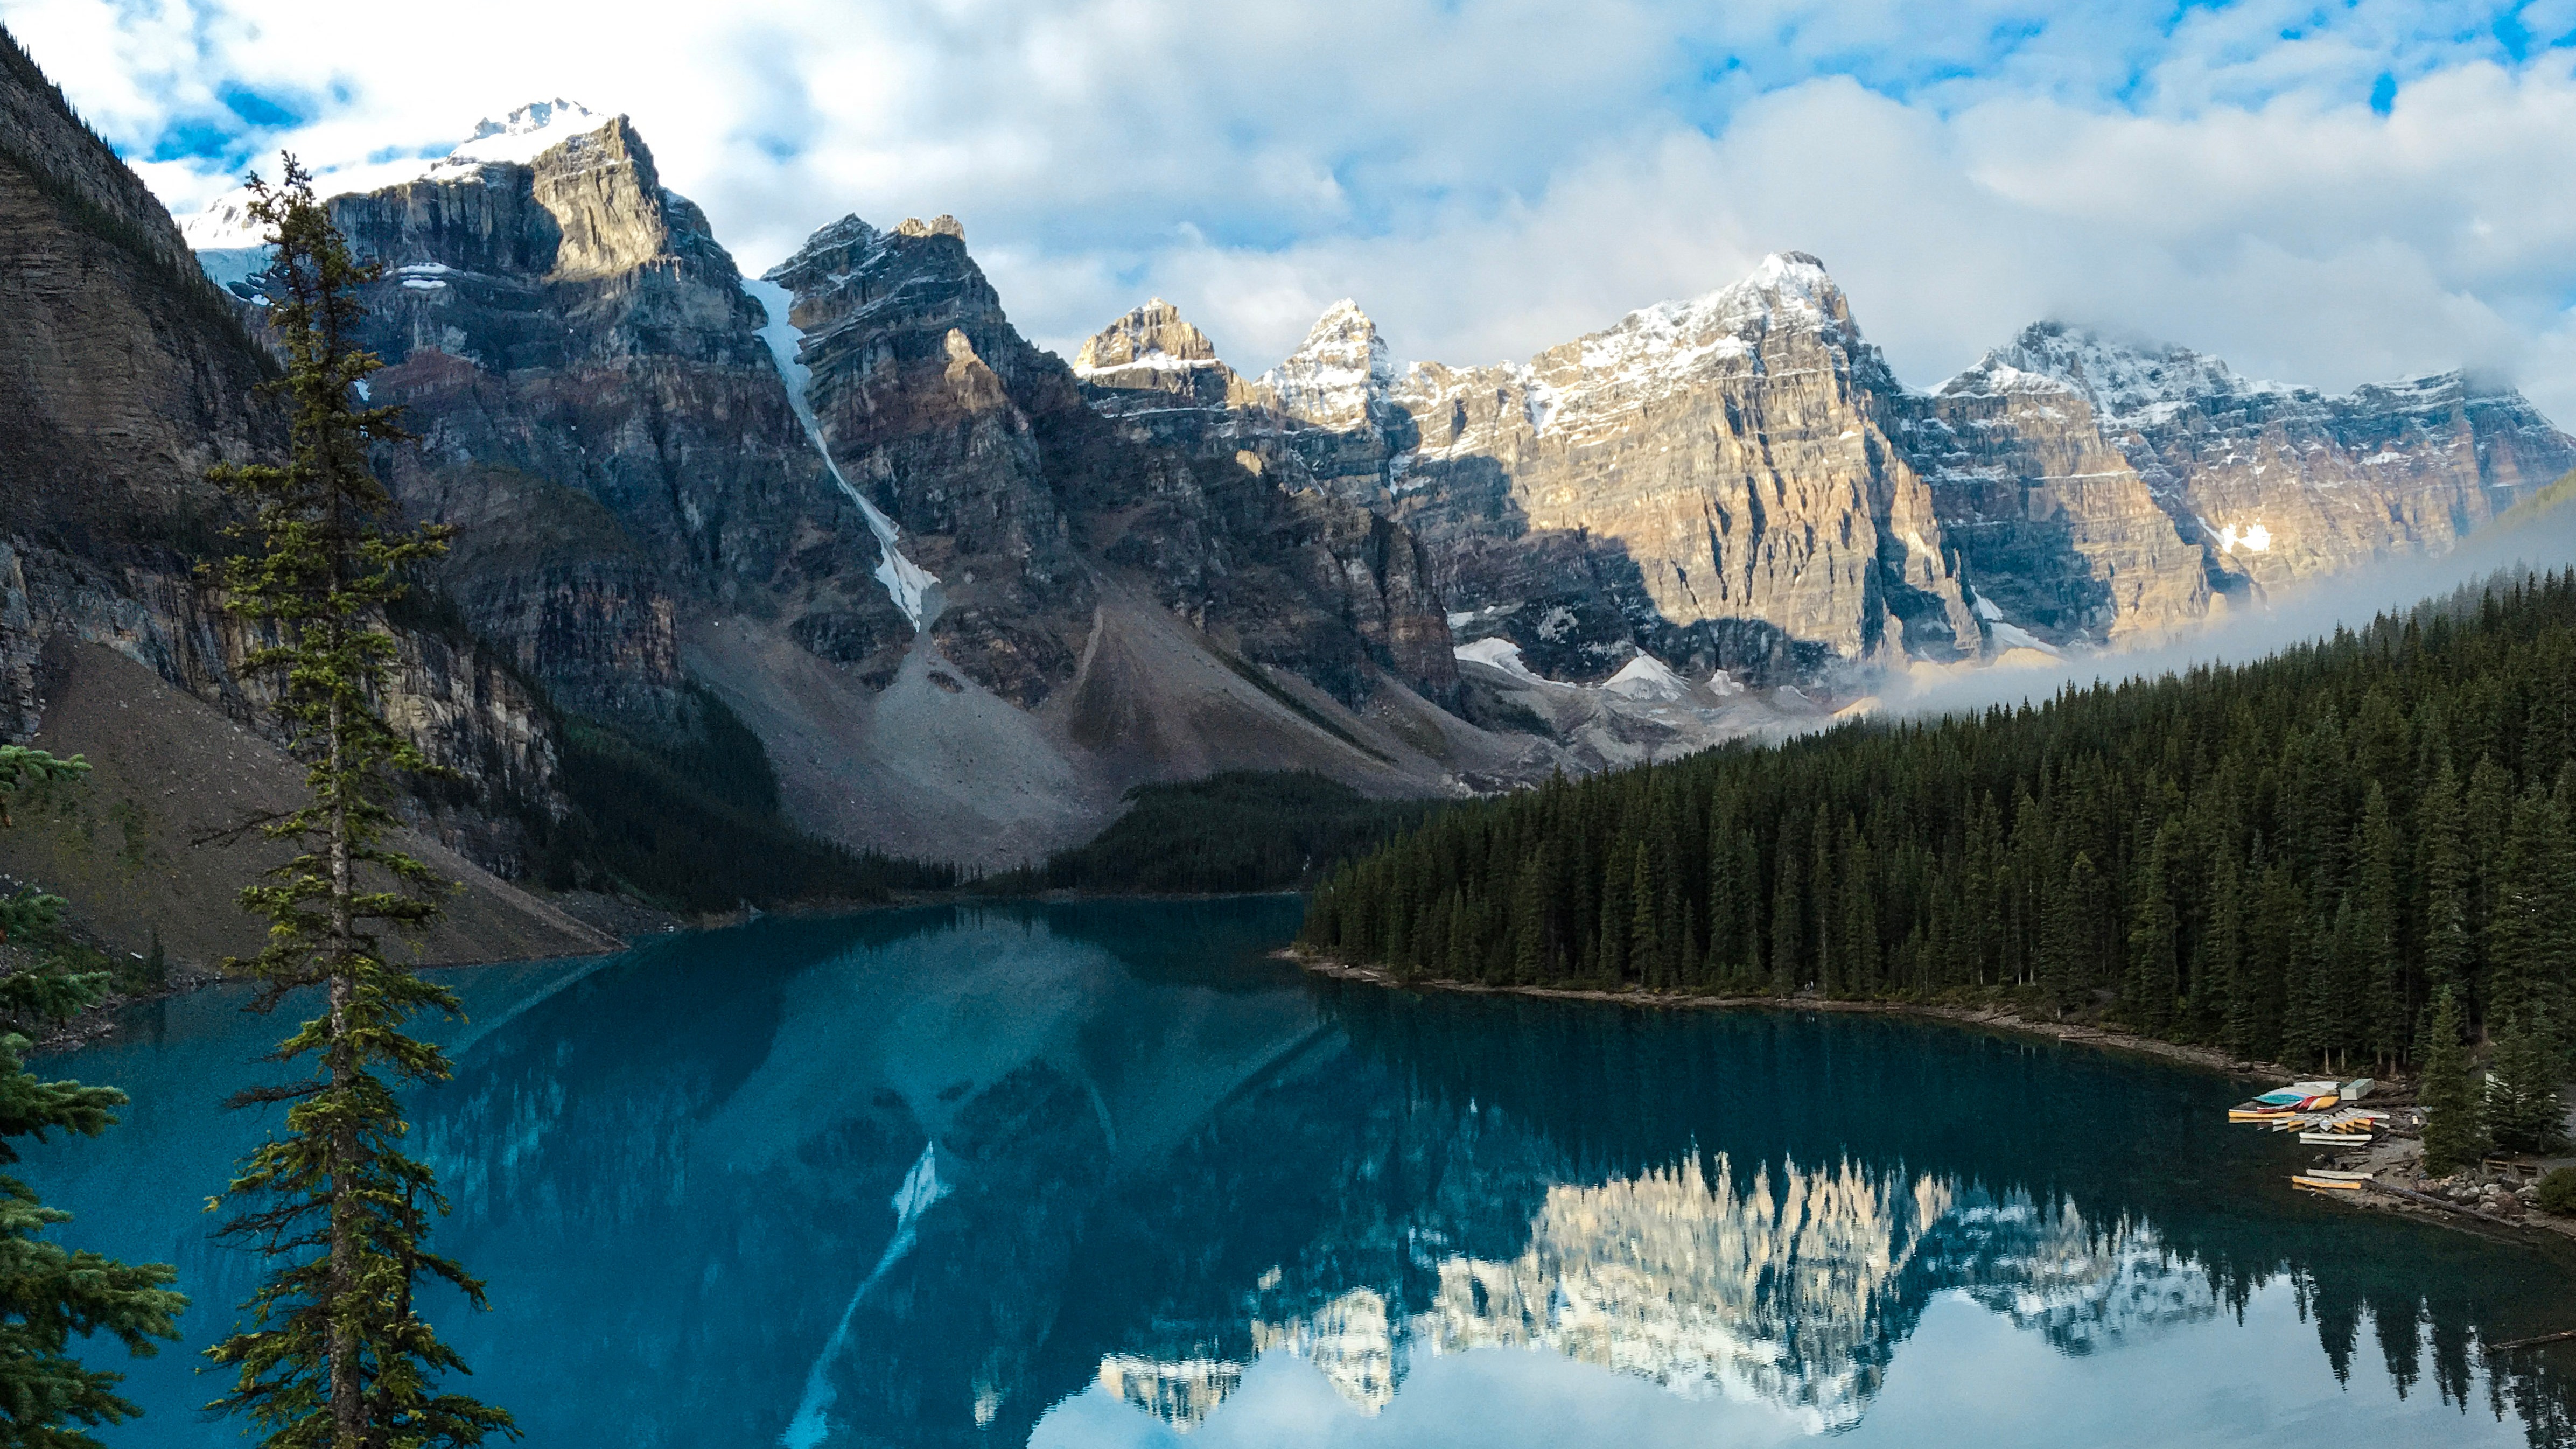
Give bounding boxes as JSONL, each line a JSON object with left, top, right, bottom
{"left": 2228, "top": 1080, "right": 2347, "bottom": 1121}
{"left": 2227, "top": 1080, "right": 2392, "bottom": 1189}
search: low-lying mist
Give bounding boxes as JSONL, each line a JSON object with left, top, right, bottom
{"left": 1880, "top": 487, "right": 2576, "bottom": 720}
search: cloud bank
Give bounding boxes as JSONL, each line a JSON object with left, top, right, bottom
{"left": 9, "top": 0, "right": 2576, "bottom": 416}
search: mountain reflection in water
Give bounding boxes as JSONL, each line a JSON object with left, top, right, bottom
{"left": 1107, "top": 1156, "right": 2219, "bottom": 1434}
{"left": 29, "top": 900, "right": 2576, "bottom": 1448}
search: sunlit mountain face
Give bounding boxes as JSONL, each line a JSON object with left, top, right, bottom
{"left": 29, "top": 901, "right": 2576, "bottom": 1448}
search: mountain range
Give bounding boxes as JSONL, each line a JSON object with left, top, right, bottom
{"left": 4, "top": 29, "right": 2570, "bottom": 914}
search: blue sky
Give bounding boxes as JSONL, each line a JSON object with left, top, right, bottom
{"left": 10, "top": 0, "right": 2576, "bottom": 417}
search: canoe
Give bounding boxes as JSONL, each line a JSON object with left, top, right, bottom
{"left": 2300, "top": 1132, "right": 2375, "bottom": 1145}
{"left": 2300, "top": 1168, "right": 2374, "bottom": 1181}
{"left": 2291, "top": 1174, "right": 2367, "bottom": 1191}
{"left": 2341, "top": 1078, "right": 2375, "bottom": 1102}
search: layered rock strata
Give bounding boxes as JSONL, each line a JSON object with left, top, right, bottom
{"left": 0, "top": 25, "right": 576, "bottom": 880}
{"left": 1081, "top": 256, "right": 2576, "bottom": 680}
{"left": 1970, "top": 323, "right": 2576, "bottom": 601}
{"left": 777, "top": 219, "right": 1462, "bottom": 713}
{"left": 325, "top": 111, "right": 899, "bottom": 729}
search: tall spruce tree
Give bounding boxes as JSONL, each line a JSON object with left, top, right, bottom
{"left": 2125, "top": 822, "right": 2179, "bottom": 1034}
{"left": 2356, "top": 785, "right": 2404, "bottom": 1066}
{"left": 200, "top": 162, "right": 513, "bottom": 1449}
{"left": 2419, "top": 989, "right": 2485, "bottom": 1175}
{"left": 0, "top": 747, "right": 187, "bottom": 1448}
{"left": 2417, "top": 759, "right": 2472, "bottom": 1005}
{"left": 2481, "top": 1014, "right": 2570, "bottom": 1155}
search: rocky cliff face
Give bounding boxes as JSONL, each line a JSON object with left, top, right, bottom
{"left": 1896, "top": 358, "right": 2213, "bottom": 649}
{"left": 1094, "top": 256, "right": 1982, "bottom": 683}
{"left": 1973, "top": 323, "right": 2576, "bottom": 604}
{"left": 778, "top": 218, "right": 1462, "bottom": 714}
{"left": 174, "top": 107, "right": 1517, "bottom": 865}
{"left": 321, "top": 108, "right": 897, "bottom": 730}
{"left": 0, "top": 26, "right": 575, "bottom": 879}
{"left": 1098, "top": 256, "right": 2575, "bottom": 681}
{"left": 766, "top": 213, "right": 1093, "bottom": 705}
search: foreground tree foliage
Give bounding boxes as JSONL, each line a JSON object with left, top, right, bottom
{"left": 0, "top": 747, "right": 186, "bottom": 1448}
{"left": 202, "top": 160, "right": 512, "bottom": 1448}
{"left": 1304, "top": 570, "right": 2576, "bottom": 1074}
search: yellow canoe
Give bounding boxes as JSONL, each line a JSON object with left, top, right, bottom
{"left": 2291, "top": 1174, "right": 2366, "bottom": 1192}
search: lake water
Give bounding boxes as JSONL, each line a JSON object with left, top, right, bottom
{"left": 27, "top": 898, "right": 2576, "bottom": 1447}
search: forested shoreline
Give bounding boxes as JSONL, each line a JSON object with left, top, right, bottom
{"left": 1301, "top": 570, "right": 2576, "bottom": 1080}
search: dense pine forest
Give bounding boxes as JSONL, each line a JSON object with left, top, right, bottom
{"left": 1302, "top": 570, "right": 2576, "bottom": 1076}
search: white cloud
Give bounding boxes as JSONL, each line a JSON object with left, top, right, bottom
{"left": 9, "top": 0, "right": 2576, "bottom": 419}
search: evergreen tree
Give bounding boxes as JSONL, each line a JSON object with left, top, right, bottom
{"left": 2038, "top": 852, "right": 2094, "bottom": 1019}
{"left": 2481, "top": 1014, "right": 2570, "bottom": 1154}
{"left": 1626, "top": 842, "right": 1661, "bottom": 988}
{"left": 200, "top": 162, "right": 514, "bottom": 1449}
{"left": 1595, "top": 847, "right": 1629, "bottom": 984}
{"left": 2211, "top": 846, "right": 2252, "bottom": 1058}
{"left": 1768, "top": 839, "right": 1801, "bottom": 990}
{"left": 2356, "top": 785, "right": 2403, "bottom": 1066}
{"left": 0, "top": 747, "right": 187, "bottom": 1448}
{"left": 2417, "top": 759, "right": 2472, "bottom": 1004}
{"left": 2126, "top": 822, "right": 2178, "bottom": 1034}
{"left": 2420, "top": 989, "right": 2485, "bottom": 1175}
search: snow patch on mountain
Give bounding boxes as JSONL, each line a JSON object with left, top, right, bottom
{"left": 1454, "top": 636, "right": 1541, "bottom": 682}
{"left": 1602, "top": 653, "right": 1692, "bottom": 701}
{"left": 742, "top": 276, "right": 939, "bottom": 629}
{"left": 2204, "top": 520, "right": 2274, "bottom": 554}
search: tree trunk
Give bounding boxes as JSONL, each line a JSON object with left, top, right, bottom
{"left": 327, "top": 682, "right": 361, "bottom": 1448}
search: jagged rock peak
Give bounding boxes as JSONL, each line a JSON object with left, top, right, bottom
{"left": 1263, "top": 299, "right": 1395, "bottom": 431}
{"left": 1074, "top": 298, "right": 1223, "bottom": 375}
{"left": 1583, "top": 251, "right": 1856, "bottom": 367}
{"left": 1955, "top": 321, "right": 2263, "bottom": 428}
{"left": 766, "top": 214, "right": 879, "bottom": 278}
{"left": 445, "top": 99, "right": 607, "bottom": 163}
{"left": 893, "top": 214, "right": 965, "bottom": 240}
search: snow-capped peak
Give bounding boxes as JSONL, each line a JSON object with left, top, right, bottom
{"left": 179, "top": 186, "right": 267, "bottom": 250}
{"left": 1619, "top": 251, "right": 1844, "bottom": 341}
{"left": 429, "top": 99, "right": 609, "bottom": 177}
{"left": 1954, "top": 321, "right": 2278, "bottom": 428}
{"left": 1558, "top": 251, "right": 1852, "bottom": 401}
{"left": 1260, "top": 298, "right": 1397, "bottom": 430}
{"left": 177, "top": 98, "right": 615, "bottom": 251}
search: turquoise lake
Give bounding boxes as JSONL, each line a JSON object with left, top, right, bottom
{"left": 26, "top": 898, "right": 2576, "bottom": 1447}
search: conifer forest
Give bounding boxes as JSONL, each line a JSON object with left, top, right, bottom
{"left": 1303, "top": 570, "right": 2576, "bottom": 1076}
